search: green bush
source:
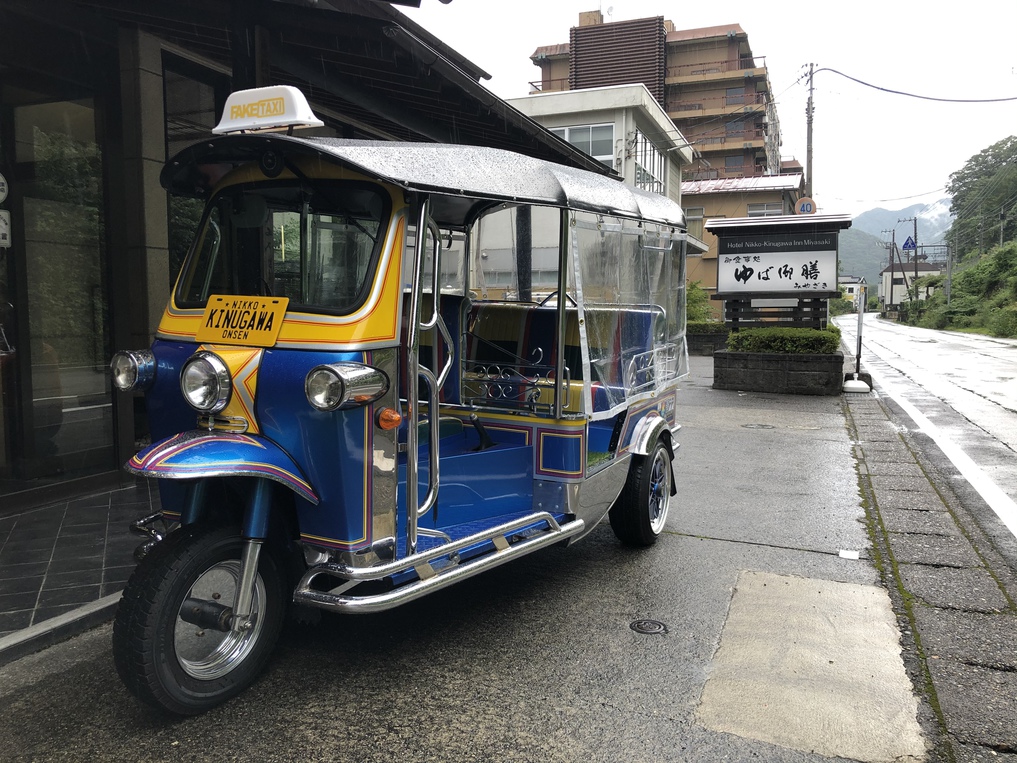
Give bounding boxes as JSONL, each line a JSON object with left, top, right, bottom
{"left": 726, "top": 326, "right": 842, "bottom": 354}
{"left": 827, "top": 287, "right": 856, "bottom": 317}
{"left": 686, "top": 320, "right": 729, "bottom": 335}
{"left": 828, "top": 297, "right": 856, "bottom": 316}
{"left": 988, "top": 306, "right": 1017, "bottom": 337}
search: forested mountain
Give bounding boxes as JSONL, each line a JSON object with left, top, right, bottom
{"left": 838, "top": 200, "right": 954, "bottom": 288}
{"left": 852, "top": 200, "right": 953, "bottom": 245}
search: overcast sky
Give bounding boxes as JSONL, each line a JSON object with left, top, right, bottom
{"left": 401, "top": 0, "right": 1017, "bottom": 219}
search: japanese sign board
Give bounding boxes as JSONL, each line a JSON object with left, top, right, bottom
{"left": 0, "top": 210, "right": 10, "bottom": 249}
{"left": 716, "top": 231, "right": 838, "bottom": 294}
{"left": 902, "top": 236, "right": 916, "bottom": 250}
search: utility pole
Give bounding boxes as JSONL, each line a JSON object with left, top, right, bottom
{"left": 899, "top": 216, "right": 918, "bottom": 303}
{"left": 805, "top": 63, "right": 814, "bottom": 199}
{"left": 945, "top": 242, "right": 953, "bottom": 306}
{"left": 879, "top": 230, "right": 893, "bottom": 312}
{"left": 912, "top": 217, "right": 918, "bottom": 293}
{"left": 888, "top": 229, "right": 896, "bottom": 310}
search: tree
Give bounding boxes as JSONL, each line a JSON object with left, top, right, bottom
{"left": 947, "top": 136, "right": 1017, "bottom": 259}
{"left": 685, "top": 280, "right": 715, "bottom": 322}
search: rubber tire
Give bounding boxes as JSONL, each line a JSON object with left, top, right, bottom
{"left": 609, "top": 438, "right": 672, "bottom": 547}
{"left": 112, "top": 524, "right": 287, "bottom": 715}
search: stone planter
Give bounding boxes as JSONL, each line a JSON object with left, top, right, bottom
{"left": 713, "top": 350, "right": 845, "bottom": 396}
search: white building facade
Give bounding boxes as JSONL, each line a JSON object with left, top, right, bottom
{"left": 507, "top": 84, "right": 694, "bottom": 205}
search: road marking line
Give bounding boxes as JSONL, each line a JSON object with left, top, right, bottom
{"left": 865, "top": 363, "right": 1017, "bottom": 539}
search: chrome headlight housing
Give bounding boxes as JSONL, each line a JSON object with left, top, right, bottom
{"left": 110, "top": 350, "right": 156, "bottom": 392}
{"left": 305, "top": 362, "right": 388, "bottom": 412}
{"left": 180, "top": 351, "right": 232, "bottom": 414}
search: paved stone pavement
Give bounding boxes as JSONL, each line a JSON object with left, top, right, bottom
{"left": 844, "top": 388, "right": 1017, "bottom": 762}
{"left": 0, "top": 480, "right": 160, "bottom": 661}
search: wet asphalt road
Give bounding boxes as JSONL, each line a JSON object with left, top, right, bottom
{"left": 1, "top": 348, "right": 1015, "bottom": 761}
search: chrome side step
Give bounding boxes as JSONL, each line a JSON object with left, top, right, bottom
{"left": 293, "top": 512, "right": 585, "bottom": 614}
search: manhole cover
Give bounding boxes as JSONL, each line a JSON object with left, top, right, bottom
{"left": 630, "top": 619, "right": 668, "bottom": 635}
{"left": 742, "top": 423, "right": 775, "bottom": 430}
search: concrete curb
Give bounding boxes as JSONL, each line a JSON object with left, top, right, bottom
{"left": 0, "top": 593, "right": 121, "bottom": 668}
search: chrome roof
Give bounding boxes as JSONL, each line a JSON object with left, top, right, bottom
{"left": 161, "top": 134, "right": 687, "bottom": 230}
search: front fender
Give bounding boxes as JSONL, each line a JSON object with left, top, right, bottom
{"left": 126, "top": 431, "right": 319, "bottom": 505}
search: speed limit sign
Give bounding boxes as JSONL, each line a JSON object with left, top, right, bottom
{"left": 795, "top": 197, "right": 817, "bottom": 215}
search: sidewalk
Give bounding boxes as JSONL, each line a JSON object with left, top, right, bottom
{"left": 844, "top": 384, "right": 1017, "bottom": 760}
{"left": 0, "top": 479, "right": 160, "bottom": 664}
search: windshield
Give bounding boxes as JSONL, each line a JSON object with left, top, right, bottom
{"left": 175, "top": 180, "right": 390, "bottom": 315}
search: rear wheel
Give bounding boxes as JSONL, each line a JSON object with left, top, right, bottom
{"left": 609, "top": 438, "right": 672, "bottom": 546}
{"left": 113, "top": 523, "right": 286, "bottom": 715}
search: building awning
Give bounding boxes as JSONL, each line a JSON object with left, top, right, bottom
{"left": 705, "top": 213, "right": 852, "bottom": 235}
{"left": 7, "top": 0, "right": 612, "bottom": 175}
{"left": 683, "top": 174, "right": 804, "bottom": 196}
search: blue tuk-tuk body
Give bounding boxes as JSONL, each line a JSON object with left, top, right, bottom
{"left": 110, "top": 86, "right": 688, "bottom": 714}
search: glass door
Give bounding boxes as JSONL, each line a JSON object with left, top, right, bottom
{"left": 0, "top": 83, "right": 113, "bottom": 492}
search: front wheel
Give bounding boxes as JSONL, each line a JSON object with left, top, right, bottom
{"left": 609, "top": 438, "right": 672, "bottom": 546}
{"left": 113, "top": 524, "right": 287, "bottom": 715}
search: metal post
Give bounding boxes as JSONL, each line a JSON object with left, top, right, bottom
{"left": 805, "top": 63, "right": 814, "bottom": 199}
{"left": 855, "top": 285, "right": 865, "bottom": 376}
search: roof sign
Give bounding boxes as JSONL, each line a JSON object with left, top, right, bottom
{"left": 213, "top": 86, "right": 324, "bottom": 135}
{"left": 902, "top": 236, "right": 917, "bottom": 250}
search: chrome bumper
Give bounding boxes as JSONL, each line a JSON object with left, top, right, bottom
{"left": 293, "top": 512, "right": 585, "bottom": 614}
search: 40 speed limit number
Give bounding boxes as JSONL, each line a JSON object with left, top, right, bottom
{"left": 795, "top": 197, "right": 817, "bottom": 215}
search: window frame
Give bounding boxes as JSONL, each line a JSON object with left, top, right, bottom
{"left": 551, "top": 123, "right": 615, "bottom": 168}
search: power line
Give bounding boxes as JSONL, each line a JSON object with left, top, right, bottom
{"left": 814, "top": 67, "right": 1017, "bottom": 103}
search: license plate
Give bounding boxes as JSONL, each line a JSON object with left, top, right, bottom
{"left": 195, "top": 295, "right": 290, "bottom": 347}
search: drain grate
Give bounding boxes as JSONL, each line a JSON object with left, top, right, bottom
{"left": 630, "top": 619, "right": 668, "bottom": 635}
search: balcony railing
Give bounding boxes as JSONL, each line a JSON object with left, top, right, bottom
{"left": 666, "top": 91, "right": 768, "bottom": 116}
{"left": 666, "top": 56, "right": 766, "bottom": 80}
{"left": 529, "top": 78, "right": 569, "bottom": 93}
{"left": 688, "top": 128, "right": 766, "bottom": 146}
{"left": 682, "top": 165, "right": 769, "bottom": 182}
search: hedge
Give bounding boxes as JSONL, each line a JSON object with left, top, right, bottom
{"left": 686, "top": 321, "right": 730, "bottom": 335}
{"left": 726, "top": 326, "right": 841, "bottom": 354}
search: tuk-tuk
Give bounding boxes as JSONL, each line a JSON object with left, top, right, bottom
{"left": 110, "top": 86, "right": 689, "bottom": 714}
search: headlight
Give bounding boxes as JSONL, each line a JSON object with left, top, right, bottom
{"left": 110, "top": 350, "right": 156, "bottom": 392}
{"left": 180, "top": 351, "right": 231, "bottom": 413}
{"left": 305, "top": 363, "right": 388, "bottom": 412}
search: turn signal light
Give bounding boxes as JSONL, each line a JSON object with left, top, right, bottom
{"left": 376, "top": 407, "right": 402, "bottom": 430}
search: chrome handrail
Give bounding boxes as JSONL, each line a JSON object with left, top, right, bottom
{"left": 405, "top": 200, "right": 428, "bottom": 553}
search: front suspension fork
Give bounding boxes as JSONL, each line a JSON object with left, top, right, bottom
{"left": 231, "top": 478, "right": 273, "bottom": 632}
{"left": 169, "top": 477, "right": 273, "bottom": 632}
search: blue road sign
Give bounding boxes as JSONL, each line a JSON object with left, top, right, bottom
{"left": 902, "top": 236, "right": 917, "bottom": 250}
